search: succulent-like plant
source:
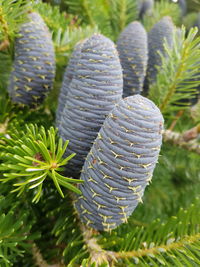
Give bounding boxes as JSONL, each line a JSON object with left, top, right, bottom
{"left": 117, "top": 21, "right": 148, "bottom": 97}
{"left": 138, "top": 0, "right": 154, "bottom": 19}
{"left": 8, "top": 12, "right": 55, "bottom": 106}
{"left": 75, "top": 95, "right": 164, "bottom": 231}
{"left": 56, "top": 40, "right": 85, "bottom": 126}
{"left": 145, "top": 16, "right": 174, "bottom": 90}
{"left": 58, "top": 34, "right": 123, "bottom": 178}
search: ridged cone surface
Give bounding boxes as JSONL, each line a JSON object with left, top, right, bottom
{"left": 75, "top": 95, "right": 164, "bottom": 231}
{"left": 8, "top": 12, "right": 55, "bottom": 106}
{"left": 117, "top": 21, "right": 148, "bottom": 97}
{"left": 146, "top": 16, "right": 174, "bottom": 88}
{"left": 58, "top": 34, "right": 123, "bottom": 178}
{"left": 56, "top": 40, "right": 85, "bottom": 126}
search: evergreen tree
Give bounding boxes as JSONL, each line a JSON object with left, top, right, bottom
{"left": 0, "top": 0, "right": 200, "bottom": 266}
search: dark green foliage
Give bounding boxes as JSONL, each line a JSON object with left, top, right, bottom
{"left": 1, "top": 0, "right": 200, "bottom": 265}
{"left": 58, "top": 33, "right": 123, "bottom": 178}
{"left": 142, "top": 0, "right": 180, "bottom": 32}
{"left": 0, "top": 0, "right": 29, "bottom": 42}
{"left": 117, "top": 21, "right": 148, "bottom": 97}
{"left": 64, "top": 0, "right": 138, "bottom": 41}
{"left": 145, "top": 16, "right": 174, "bottom": 92}
{"left": 99, "top": 197, "right": 200, "bottom": 266}
{"left": 8, "top": 12, "right": 55, "bottom": 106}
{"left": 149, "top": 27, "right": 200, "bottom": 116}
{"left": 0, "top": 195, "right": 38, "bottom": 266}
{"left": 75, "top": 95, "right": 163, "bottom": 231}
{"left": 0, "top": 124, "right": 82, "bottom": 202}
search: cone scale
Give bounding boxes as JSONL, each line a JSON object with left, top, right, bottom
{"left": 8, "top": 12, "right": 55, "bottom": 106}
{"left": 75, "top": 95, "right": 164, "bottom": 231}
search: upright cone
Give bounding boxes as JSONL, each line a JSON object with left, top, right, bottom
{"left": 75, "top": 95, "right": 164, "bottom": 231}
{"left": 56, "top": 40, "right": 85, "bottom": 126}
{"left": 145, "top": 16, "right": 174, "bottom": 90}
{"left": 117, "top": 21, "right": 148, "bottom": 97}
{"left": 58, "top": 34, "right": 123, "bottom": 178}
{"left": 8, "top": 12, "right": 55, "bottom": 106}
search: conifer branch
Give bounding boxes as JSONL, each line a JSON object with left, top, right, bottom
{"left": 111, "top": 233, "right": 200, "bottom": 259}
{"left": 80, "top": 224, "right": 117, "bottom": 266}
{"left": 0, "top": 124, "right": 83, "bottom": 202}
{"left": 0, "top": 6, "right": 9, "bottom": 46}
{"left": 163, "top": 129, "right": 200, "bottom": 154}
{"left": 149, "top": 27, "right": 200, "bottom": 116}
{"left": 32, "top": 243, "right": 64, "bottom": 267}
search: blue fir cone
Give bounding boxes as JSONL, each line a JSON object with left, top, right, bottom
{"left": 56, "top": 40, "right": 85, "bottom": 126}
{"left": 117, "top": 21, "right": 148, "bottom": 97}
{"left": 75, "top": 95, "right": 164, "bottom": 232}
{"left": 174, "top": 0, "right": 187, "bottom": 16}
{"left": 8, "top": 12, "right": 55, "bottom": 106}
{"left": 138, "top": 0, "right": 154, "bottom": 19}
{"left": 58, "top": 34, "right": 123, "bottom": 178}
{"left": 145, "top": 16, "right": 174, "bottom": 90}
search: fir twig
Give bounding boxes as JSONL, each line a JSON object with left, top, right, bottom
{"left": 112, "top": 233, "right": 200, "bottom": 259}
{"left": 163, "top": 129, "right": 200, "bottom": 154}
{"left": 80, "top": 224, "right": 117, "bottom": 266}
{"left": 0, "top": 124, "right": 83, "bottom": 202}
{"left": 149, "top": 27, "right": 200, "bottom": 116}
{"left": 31, "top": 243, "right": 64, "bottom": 267}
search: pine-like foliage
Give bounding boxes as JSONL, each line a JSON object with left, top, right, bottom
{"left": 0, "top": 124, "right": 82, "bottom": 202}
{"left": 149, "top": 27, "right": 200, "bottom": 116}
{"left": 142, "top": 0, "right": 181, "bottom": 32}
{"left": 0, "top": 0, "right": 200, "bottom": 266}
{"left": 64, "top": 0, "right": 138, "bottom": 40}
{"left": 0, "top": 195, "right": 39, "bottom": 266}
{"left": 145, "top": 16, "right": 174, "bottom": 91}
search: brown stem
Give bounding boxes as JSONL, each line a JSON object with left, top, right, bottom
{"left": 0, "top": 39, "right": 9, "bottom": 51}
{"left": 168, "top": 110, "right": 184, "bottom": 131}
{"left": 80, "top": 224, "right": 117, "bottom": 266}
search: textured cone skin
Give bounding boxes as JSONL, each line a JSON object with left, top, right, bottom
{"left": 58, "top": 34, "right": 123, "bottom": 178}
{"left": 75, "top": 95, "right": 164, "bottom": 231}
{"left": 146, "top": 16, "right": 174, "bottom": 89}
{"left": 56, "top": 41, "right": 85, "bottom": 126}
{"left": 8, "top": 12, "right": 55, "bottom": 106}
{"left": 117, "top": 21, "right": 148, "bottom": 97}
{"left": 138, "top": 0, "right": 154, "bottom": 19}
